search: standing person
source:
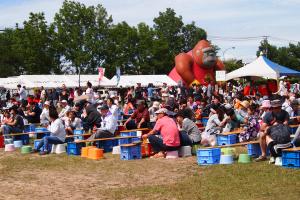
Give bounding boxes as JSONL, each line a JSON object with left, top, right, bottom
{"left": 17, "top": 84, "right": 27, "bottom": 104}
{"left": 34, "top": 108, "right": 66, "bottom": 155}
{"left": 124, "top": 100, "right": 150, "bottom": 130}
{"left": 142, "top": 108, "right": 180, "bottom": 158}
{"left": 85, "top": 81, "right": 95, "bottom": 104}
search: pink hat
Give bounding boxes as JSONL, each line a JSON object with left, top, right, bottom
{"left": 261, "top": 100, "right": 271, "bottom": 108}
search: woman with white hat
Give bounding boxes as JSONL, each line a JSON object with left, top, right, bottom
{"left": 40, "top": 101, "right": 51, "bottom": 127}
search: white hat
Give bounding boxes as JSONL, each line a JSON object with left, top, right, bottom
{"left": 44, "top": 101, "right": 50, "bottom": 106}
{"left": 155, "top": 108, "right": 168, "bottom": 114}
{"left": 152, "top": 101, "right": 160, "bottom": 108}
{"left": 97, "top": 99, "right": 103, "bottom": 104}
{"left": 61, "top": 100, "right": 68, "bottom": 104}
{"left": 162, "top": 93, "right": 169, "bottom": 97}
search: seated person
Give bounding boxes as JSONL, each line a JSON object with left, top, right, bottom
{"left": 87, "top": 105, "right": 117, "bottom": 140}
{"left": 266, "top": 116, "right": 292, "bottom": 164}
{"left": 40, "top": 101, "right": 51, "bottom": 127}
{"left": 82, "top": 104, "right": 102, "bottom": 131}
{"left": 3, "top": 105, "right": 24, "bottom": 139}
{"left": 25, "top": 101, "right": 42, "bottom": 124}
{"left": 176, "top": 109, "right": 202, "bottom": 146}
{"left": 58, "top": 100, "right": 71, "bottom": 118}
{"left": 255, "top": 99, "right": 290, "bottom": 162}
{"left": 65, "top": 110, "right": 82, "bottom": 135}
{"left": 0, "top": 109, "right": 12, "bottom": 134}
{"left": 34, "top": 108, "right": 66, "bottom": 155}
{"left": 239, "top": 104, "right": 260, "bottom": 142}
{"left": 201, "top": 106, "right": 227, "bottom": 146}
{"left": 124, "top": 100, "right": 150, "bottom": 130}
{"left": 142, "top": 108, "right": 180, "bottom": 158}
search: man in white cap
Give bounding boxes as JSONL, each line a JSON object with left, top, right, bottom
{"left": 40, "top": 101, "right": 51, "bottom": 126}
{"left": 142, "top": 108, "right": 180, "bottom": 158}
{"left": 58, "top": 100, "right": 71, "bottom": 118}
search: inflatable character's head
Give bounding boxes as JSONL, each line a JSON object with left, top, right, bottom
{"left": 192, "top": 40, "right": 217, "bottom": 69}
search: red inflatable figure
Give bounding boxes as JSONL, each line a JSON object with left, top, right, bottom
{"left": 169, "top": 40, "right": 224, "bottom": 87}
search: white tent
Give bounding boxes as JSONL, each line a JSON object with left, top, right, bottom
{"left": 0, "top": 75, "right": 114, "bottom": 89}
{"left": 226, "top": 56, "right": 300, "bottom": 81}
{"left": 110, "top": 75, "right": 178, "bottom": 87}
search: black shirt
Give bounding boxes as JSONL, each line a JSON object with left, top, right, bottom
{"left": 267, "top": 124, "right": 291, "bottom": 144}
{"left": 263, "top": 110, "right": 289, "bottom": 126}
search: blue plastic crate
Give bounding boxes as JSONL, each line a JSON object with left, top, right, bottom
{"left": 217, "top": 134, "right": 237, "bottom": 146}
{"left": 96, "top": 140, "right": 116, "bottom": 152}
{"left": 132, "top": 137, "right": 141, "bottom": 143}
{"left": 247, "top": 144, "right": 262, "bottom": 157}
{"left": 282, "top": 157, "right": 300, "bottom": 168}
{"left": 24, "top": 124, "right": 36, "bottom": 133}
{"left": 67, "top": 142, "right": 84, "bottom": 155}
{"left": 34, "top": 140, "right": 52, "bottom": 152}
{"left": 197, "top": 155, "right": 220, "bottom": 165}
{"left": 197, "top": 148, "right": 221, "bottom": 157}
{"left": 120, "top": 145, "right": 141, "bottom": 160}
{"left": 119, "top": 138, "right": 132, "bottom": 145}
{"left": 35, "top": 127, "right": 50, "bottom": 139}
{"left": 282, "top": 151, "right": 300, "bottom": 159}
{"left": 73, "top": 129, "right": 84, "bottom": 140}
{"left": 120, "top": 131, "right": 137, "bottom": 137}
{"left": 201, "top": 118, "right": 209, "bottom": 126}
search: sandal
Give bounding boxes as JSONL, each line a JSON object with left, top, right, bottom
{"left": 150, "top": 152, "right": 165, "bottom": 159}
{"left": 255, "top": 156, "right": 267, "bottom": 162}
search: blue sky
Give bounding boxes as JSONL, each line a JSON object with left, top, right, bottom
{"left": 1, "top": 0, "right": 299, "bottom": 63}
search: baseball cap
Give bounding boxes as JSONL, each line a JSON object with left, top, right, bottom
{"left": 155, "top": 108, "right": 168, "bottom": 114}
{"left": 98, "top": 104, "right": 109, "bottom": 110}
{"left": 61, "top": 100, "right": 68, "bottom": 104}
{"left": 44, "top": 101, "right": 50, "bottom": 106}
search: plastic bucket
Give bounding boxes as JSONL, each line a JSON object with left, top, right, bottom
{"left": 238, "top": 154, "right": 251, "bottom": 163}
{"left": 13, "top": 140, "right": 23, "bottom": 148}
{"left": 219, "top": 155, "right": 234, "bottom": 164}
{"left": 5, "top": 144, "right": 15, "bottom": 152}
{"left": 21, "top": 146, "right": 32, "bottom": 154}
{"left": 166, "top": 150, "right": 178, "bottom": 159}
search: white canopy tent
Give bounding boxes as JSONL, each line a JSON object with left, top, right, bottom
{"left": 0, "top": 75, "right": 114, "bottom": 89}
{"left": 226, "top": 56, "right": 300, "bottom": 81}
{"left": 110, "top": 75, "right": 178, "bottom": 87}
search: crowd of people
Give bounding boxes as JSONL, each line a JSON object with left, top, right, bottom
{"left": 0, "top": 79, "right": 300, "bottom": 161}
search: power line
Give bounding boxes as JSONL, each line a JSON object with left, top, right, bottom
{"left": 208, "top": 35, "right": 300, "bottom": 43}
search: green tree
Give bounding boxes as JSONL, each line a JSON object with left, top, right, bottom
{"left": 182, "top": 22, "right": 207, "bottom": 52}
{"left": 53, "top": 0, "right": 112, "bottom": 74}
{"left": 17, "top": 12, "right": 60, "bottom": 74}
{"left": 224, "top": 59, "right": 244, "bottom": 73}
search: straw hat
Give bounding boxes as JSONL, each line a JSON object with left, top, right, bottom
{"left": 240, "top": 100, "right": 250, "bottom": 109}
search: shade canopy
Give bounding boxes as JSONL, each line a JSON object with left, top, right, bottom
{"left": 110, "top": 75, "right": 177, "bottom": 87}
{"left": 226, "top": 56, "right": 300, "bottom": 80}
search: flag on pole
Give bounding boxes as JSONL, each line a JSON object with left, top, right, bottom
{"left": 98, "top": 67, "right": 105, "bottom": 81}
{"left": 116, "top": 67, "right": 121, "bottom": 85}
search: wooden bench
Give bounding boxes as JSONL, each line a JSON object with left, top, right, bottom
{"left": 74, "top": 136, "right": 140, "bottom": 144}
{"left": 3, "top": 131, "right": 50, "bottom": 137}
{"left": 204, "top": 140, "right": 259, "bottom": 149}
{"left": 282, "top": 147, "right": 300, "bottom": 152}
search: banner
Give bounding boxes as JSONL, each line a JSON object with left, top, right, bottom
{"left": 98, "top": 67, "right": 105, "bottom": 81}
{"left": 216, "top": 70, "right": 226, "bottom": 82}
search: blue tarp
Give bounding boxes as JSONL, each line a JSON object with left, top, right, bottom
{"left": 262, "top": 56, "right": 300, "bottom": 76}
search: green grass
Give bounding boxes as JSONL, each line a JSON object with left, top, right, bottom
{"left": 0, "top": 148, "right": 299, "bottom": 200}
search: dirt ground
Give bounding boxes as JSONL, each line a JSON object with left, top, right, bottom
{"left": 0, "top": 149, "right": 199, "bottom": 200}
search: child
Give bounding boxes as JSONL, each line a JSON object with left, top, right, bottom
{"left": 239, "top": 104, "right": 260, "bottom": 142}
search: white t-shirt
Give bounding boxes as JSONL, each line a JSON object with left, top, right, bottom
{"left": 50, "top": 119, "right": 66, "bottom": 142}
{"left": 19, "top": 87, "right": 27, "bottom": 100}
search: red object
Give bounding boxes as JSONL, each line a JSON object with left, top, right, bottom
{"left": 0, "top": 136, "right": 4, "bottom": 148}
{"left": 258, "top": 85, "right": 269, "bottom": 96}
{"left": 141, "top": 142, "right": 152, "bottom": 157}
{"left": 267, "top": 80, "right": 277, "bottom": 93}
{"left": 244, "top": 85, "right": 250, "bottom": 96}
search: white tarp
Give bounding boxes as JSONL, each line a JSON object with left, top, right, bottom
{"left": 110, "top": 75, "right": 178, "bottom": 87}
{"left": 0, "top": 75, "right": 114, "bottom": 89}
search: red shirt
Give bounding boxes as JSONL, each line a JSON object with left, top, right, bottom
{"left": 131, "top": 108, "right": 150, "bottom": 123}
{"left": 154, "top": 116, "right": 180, "bottom": 147}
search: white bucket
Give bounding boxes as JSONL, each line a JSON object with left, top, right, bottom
{"left": 112, "top": 146, "right": 121, "bottom": 154}
{"left": 179, "top": 146, "right": 192, "bottom": 157}
{"left": 166, "top": 150, "right": 179, "bottom": 159}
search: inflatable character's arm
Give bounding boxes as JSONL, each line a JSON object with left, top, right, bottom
{"left": 175, "top": 53, "right": 198, "bottom": 87}
{"left": 215, "top": 59, "right": 225, "bottom": 70}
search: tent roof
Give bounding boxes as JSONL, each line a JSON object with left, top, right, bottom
{"left": 226, "top": 56, "right": 300, "bottom": 80}
{"left": 110, "top": 75, "right": 177, "bottom": 87}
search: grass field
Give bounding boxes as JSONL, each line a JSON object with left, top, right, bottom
{"left": 0, "top": 147, "right": 300, "bottom": 200}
